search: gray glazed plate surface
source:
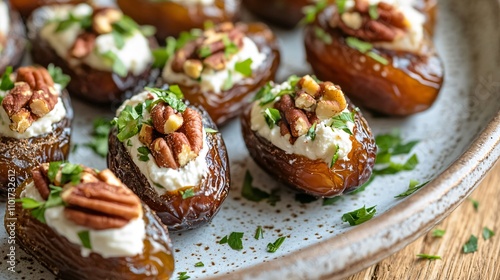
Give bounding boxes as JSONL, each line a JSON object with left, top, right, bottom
{"left": 1, "top": 0, "right": 499, "bottom": 279}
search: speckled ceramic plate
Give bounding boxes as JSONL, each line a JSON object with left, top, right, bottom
{"left": 1, "top": 0, "right": 500, "bottom": 279}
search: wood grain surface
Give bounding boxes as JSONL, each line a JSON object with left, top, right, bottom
{"left": 346, "top": 160, "right": 500, "bottom": 280}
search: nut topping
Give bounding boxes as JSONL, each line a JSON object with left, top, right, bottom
{"left": 2, "top": 67, "right": 59, "bottom": 133}
{"left": 62, "top": 181, "right": 142, "bottom": 230}
{"left": 171, "top": 22, "right": 245, "bottom": 78}
{"left": 332, "top": 0, "right": 407, "bottom": 42}
{"left": 151, "top": 103, "right": 184, "bottom": 134}
{"left": 92, "top": 8, "right": 123, "bottom": 35}
{"left": 70, "top": 33, "right": 97, "bottom": 58}
{"left": 150, "top": 137, "right": 178, "bottom": 169}
{"left": 271, "top": 75, "right": 349, "bottom": 142}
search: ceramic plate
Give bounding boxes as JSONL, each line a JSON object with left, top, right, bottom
{"left": 1, "top": 0, "right": 500, "bottom": 279}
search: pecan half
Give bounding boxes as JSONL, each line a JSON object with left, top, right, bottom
{"left": 62, "top": 181, "right": 142, "bottom": 230}
{"left": 178, "top": 108, "right": 203, "bottom": 154}
{"left": 31, "top": 166, "right": 50, "bottom": 200}
{"left": 150, "top": 137, "right": 179, "bottom": 169}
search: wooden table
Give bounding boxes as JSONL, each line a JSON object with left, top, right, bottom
{"left": 347, "top": 161, "right": 500, "bottom": 280}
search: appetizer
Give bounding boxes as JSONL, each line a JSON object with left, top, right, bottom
{"left": 9, "top": 0, "right": 84, "bottom": 18}
{"left": 243, "top": 0, "right": 310, "bottom": 28}
{"left": 304, "top": 0, "right": 444, "bottom": 116}
{"left": 8, "top": 162, "right": 174, "bottom": 279}
{"left": 241, "top": 75, "right": 376, "bottom": 197}
{"left": 161, "top": 22, "right": 280, "bottom": 125}
{"left": 108, "top": 86, "right": 230, "bottom": 231}
{"left": 0, "top": 0, "right": 25, "bottom": 74}
{"left": 117, "top": 0, "right": 241, "bottom": 41}
{"left": 0, "top": 66, "right": 72, "bottom": 195}
{"left": 28, "top": 3, "right": 158, "bottom": 104}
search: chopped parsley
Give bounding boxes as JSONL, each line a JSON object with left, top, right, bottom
{"left": 307, "top": 122, "right": 317, "bottom": 140}
{"left": 330, "top": 111, "right": 355, "bottom": 135}
{"left": 194, "top": 261, "right": 204, "bottom": 267}
{"left": 394, "top": 180, "right": 429, "bottom": 198}
{"left": 219, "top": 232, "right": 244, "bottom": 250}
{"left": 314, "top": 26, "right": 332, "bottom": 44}
{"left": 222, "top": 71, "right": 233, "bottom": 91}
{"left": 369, "top": 4, "right": 379, "bottom": 20}
{"left": 47, "top": 64, "right": 70, "bottom": 89}
{"left": 222, "top": 35, "right": 239, "bottom": 57}
{"left": 101, "top": 51, "right": 127, "bottom": 77}
{"left": 267, "top": 236, "right": 286, "bottom": 253}
{"left": 111, "top": 15, "right": 152, "bottom": 49}
{"left": 469, "top": 198, "right": 479, "bottom": 211}
{"left": 146, "top": 86, "right": 187, "bottom": 112}
{"left": 373, "top": 154, "right": 419, "bottom": 175}
{"left": 345, "top": 37, "right": 389, "bottom": 65}
{"left": 348, "top": 176, "right": 375, "bottom": 195}
{"left": 267, "top": 188, "right": 281, "bottom": 206}
{"left": 417, "top": 254, "right": 441, "bottom": 260}
{"left": 54, "top": 12, "right": 92, "bottom": 32}
{"left": 301, "top": 0, "right": 328, "bottom": 24}
{"left": 85, "top": 118, "right": 112, "bottom": 158}
{"left": 432, "top": 229, "right": 446, "bottom": 237}
{"left": 0, "top": 66, "right": 14, "bottom": 91}
{"left": 180, "top": 188, "right": 195, "bottom": 199}
{"left": 241, "top": 171, "right": 270, "bottom": 202}
{"left": 152, "top": 37, "right": 177, "bottom": 68}
{"left": 112, "top": 103, "right": 143, "bottom": 142}
{"left": 198, "top": 45, "right": 212, "bottom": 58}
{"left": 463, "top": 235, "right": 478, "bottom": 253}
{"left": 482, "top": 227, "right": 494, "bottom": 240}
{"left": 137, "top": 146, "right": 151, "bottom": 162}
{"left": 234, "top": 58, "right": 253, "bottom": 77}
{"left": 367, "top": 51, "right": 389, "bottom": 65}
{"left": 78, "top": 231, "right": 92, "bottom": 249}
{"left": 330, "top": 145, "right": 340, "bottom": 168}
{"left": 255, "top": 226, "right": 264, "bottom": 240}
{"left": 342, "top": 205, "right": 376, "bottom": 226}
{"left": 204, "top": 127, "right": 218, "bottom": 133}
{"left": 17, "top": 185, "right": 65, "bottom": 224}
{"left": 177, "top": 272, "right": 190, "bottom": 280}
{"left": 263, "top": 108, "right": 281, "bottom": 128}
{"left": 254, "top": 75, "right": 300, "bottom": 105}
{"left": 336, "top": 0, "right": 347, "bottom": 14}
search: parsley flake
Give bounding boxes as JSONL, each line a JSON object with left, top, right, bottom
{"left": 463, "top": 235, "right": 478, "bottom": 253}
{"left": 16, "top": 185, "right": 65, "bottom": 224}
{"left": 301, "top": 0, "right": 328, "bottom": 24}
{"left": 322, "top": 196, "right": 343, "bottom": 206}
{"left": 194, "top": 261, "right": 204, "bottom": 267}
{"left": 314, "top": 27, "right": 332, "bottom": 44}
{"left": 85, "top": 118, "right": 112, "bottom": 158}
{"left": 330, "top": 111, "right": 355, "bottom": 135}
{"left": 222, "top": 71, "right": 233, "bottom": 91}
{"left": 346, "top": 37, "right": 373, "bottom": 53}
{"left": 177, "top": 271, "right": 191, "bottom": 280}
{"left": 307, "top": 122, "right": 317, "bottom": 140}
{"left": 417, "top": 254, "right": 441, "bottom": 260}
{"left": 0, "top": 66, "right": 14, "bottom": 91}
{"left": 267, "top": 236, "right": 286, "bottom": 253}
{"left": 432, "top": 229, "right": 446, "bottom": 237}
{"left": 101, "top": 51, "right": 127, "bottom": 77}
{"left": 55, "top": 12, "right": 92, "bottom": 32}
{"left": 330, "top": 145, "right": 340, "bottom": 168}
{"left": 241, "top": 171, "right": 270, "bottom": 202}
{"left": 204, "top": 127, "right": 218, "bottom": 133}
{"left": 255, "top": 226, "right": 264, "bottom": 240}
{"left": 47, "top": 64, "right": 70, "bottom": 89}
{"left": 219, "top": 232, "right": 244, "bottom": 250}
{"left": 369, "top": 4, "right": 379, "bottom": 20}
{"left": 263, "top": 108, "right": 281, "bottom": 128}
{"left": 146, "top": 86, "right": 187, "bottom": 112}
{"left": 469, "top": 198, "right": 479, "bottom": 211}
{"left": 78, "top": 231, "right": 92, "bottom": 249}
{"left": 482, "top": 227, "right": 494, "bottom": 240}
{"left": 342, "top": 205, "right": 376, "bottom": 226}
{"left": 234, "top": 58, "right": 253, "bottom": 77}
{"left": 180, "top": 188, "right": 195, "bottom": 199}
{"left": 394, "top": 180, "right": 429, "bottom": 198}
{"left": 137, "top": 146, "right": 151, "bottom": 162}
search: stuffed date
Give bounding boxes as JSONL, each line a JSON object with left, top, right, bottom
{"left": 28, "top": 3, "right": 158, "bottom": 104}
{"left": 0, "top": 1, "right": 25, "bottom": 74}
{"left": 0, "top": 66, "right": 72, "bottom": 195}
{"left": 241, "top": 75, "right": 376, "bottom": 197}
{"left": 108, "top": 86, "right": 230, "bottom": 231}
{"left": 161, "top": 22, "right": 280, "bottom": 125}
{"left": 6, "top": 162, "right": 175, "bottom": 279}
{"left": 117, "top": 0, "right": 241, "bottom": 41}
{"left": 304, "top": 0, "right": 443, "bottom": 116}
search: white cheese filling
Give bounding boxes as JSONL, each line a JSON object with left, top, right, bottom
{"left": 342, "top": 0, "right": 426, "bottom": 53}
{"left": 250, "top": 81, "right": 354, "bottom": 164}
{"left": 20, "top": 182, "right": 146, "bottom": 258}
{"left": 167, "top": 0, "right": 215, "bottom": 5}
{"left": 39, "top": 4, "right": 153, "bottom": 75}
{"left": 162, "top": 37, "right": 267, "bottom": 94}
{"left": 0, "top": 84, "right": 67, "bottom": 139}
{"left": 117, "top": 91, "right": 209, "bottom": 194}
{"left": 0, "top": 1, "right": 9, "bottom": 40}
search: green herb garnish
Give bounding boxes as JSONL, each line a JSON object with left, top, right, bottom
{"left": 112, "top": 104, "right": 142, "bottom": 142}
{"left": 469, "top": 198, "right": 479, "bottom": 211}
{"left": 198, "top": 45, "right": 212, "bottom": 58}
{"left": 255, "top": 226, "right": 264, "bottom": 240}
{"left": 85, "top": 118, "right": 111, "bottom": 158}
{"left": 330, "top": 145, "right": 340, "bottom": 168}
{"left": 369, "top": 4, "right": 379, "bottom": 20}
{"left": 222, "top": 35, "right": 239, "bottom": 57}
{"left": 267, "top": 236, "right": 286, "bottom": 253}
{"left": 204, "top": 127, "right": 218, "bottom": 133}
{"left": 394, "top": 180, "right": 429, "bottom": 198}
{"left": 463, "top": 235, "right": 478, "bottom": 253}
{"left": 222, "top": 71, "right": 233, "bottom": 91}
{"left": 373, "top": 154, "right": 419, "bottom": 175}
{"left": 342, "top": 205, "right": 376, "bottom": 226}
{"left": 367, "top": 51, "right": 389, "bottom": 65}
{"left": 54, "top": 12, "right": 92, "bottom": 32}
{"left": 137, "top": 146, "right": 151, "bottom": 162}
{"left": 432, "top": 229, "right": 446, "bottom": 237}
{"left": 47, "top": 64, "right": 70, "bottom": 89}
{"left": 263, "top": 108, "right": 281, "bottom": 128}
{"left": 234, "top": 58, "right": 253, "bottom": 77}
{"left": 78, "top": 231, "right": 92, "bottom": 249}
{"left": 16, "top": 185, "right": 65, "bottom": 224}
{"left": 330, "top": 111, "right": 355, "bottom": 135}
{"left": 417, "top": 254, "right": 441, "bottom": 260}
{"left": 180, "top": 188, "right": 195, "bottom": 199}
{"left": 194, "top": 261, "right": 204, "bottom": 267}
{"left": 146, "top": 86, "right": 187, "bottom": 112}
{"left": 301, "top": 0, "right": 328, "bottom": 24}
{"left": 177, "top": 272, "right": 191, "bottom": 280}
{"left": 306, "top": 122, "right": 317, "bottom": 140}
{"left": 322, "top": 196, "right": 343, "bottom": 206}
{"left": 314, "top": 26, "right": 332, "bottom": 44}
{"left": 482, "top": 227, "right": 494, "bottom": 240}
{"left": 241, "top": 171, "right": 270, "bottom": 202}
{"left": 348, "top": 176, "right": 375, "bottom": 195}
{"left": 0, "top": 66, "right": 14, "bottom": 91}
{"left": 101, "top": 51, "right": 127, "bottom": 77}
{"left": 346, "top": 37, "right": 373, "bottom": 53}
{"left": 336, "top": 0, "right": 347, "bottom": 14}
{"left": 219, "top": 232, "right": 244, "bottom": 250}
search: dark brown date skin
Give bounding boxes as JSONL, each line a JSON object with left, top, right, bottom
{"left": 241, "top": 101, "right": 376, "bottom": 198}
{"left": 304, "top": 1, "right": 443, "bottom": 116}
{"left": 0, "top": 91, "right": 72, "bottom": 196}
{"left": 165, "top": 22, "right": 280, "bottom": 126}
{"left": 117, "top": 0, "right": 241, "bottom": 42}
{"left": 0, "top": 7, "right": 25, "bottom": 74}
{"left": 108, "top": 104, "right": 230, "bottom": 231}
{"left": 9, "top": 0, "right": 85, "bottom": 18}
{"left": 28, "top": 7, "right": 159, "bottom": 105}
{"left": 6, "top": 179, "right": 175, "bottom": 280}
{"left": 243, "top": 0, "right": 310, "bottom": 28}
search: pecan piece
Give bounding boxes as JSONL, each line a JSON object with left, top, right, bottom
{"left": 203, "top": 52, "right": 227, "bottom": 71}
{"left": 285, "top": 108, "right": 312, "bottom": 137}
{"left": 151, "top": 102, "right": 184, "bottom": 134}
{"left": 17, "top": 66, "right": 54, "bottom": 89}
{"left": 31, "top": 167, "right": 50, "bottom": 200}
{"left": 295, "top": 91, "right": 317, "bottom": 111}
{"left": 166, "top": 132, "right": 198, "bottom": 167}
{"left": 178, "top": 108, "right": 203, "bottom": 154}
{"left": 70, "top": 32, "right": 97, "bottom": 58}
{"left": 61, "top": 182, "right": 142, "bottom": 230}
{"left": 150, "top": 137, "right": 179, "bottom": 169}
